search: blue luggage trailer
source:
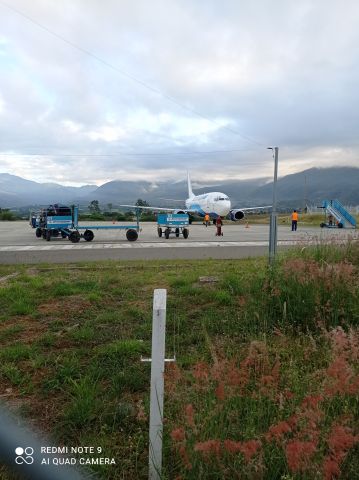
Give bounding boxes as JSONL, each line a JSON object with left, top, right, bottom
{"left": 30, "top": 205, "right": 140, "bottom": 242}
{"left": 157, "top": 213, "right": 189, "bottom": 239}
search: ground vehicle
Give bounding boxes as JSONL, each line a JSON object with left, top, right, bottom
{"left": 29, "top": 204, "right": 140, "bottom": 242}
{"left": 157, "top": 213, "right": 189, "bottom": 239}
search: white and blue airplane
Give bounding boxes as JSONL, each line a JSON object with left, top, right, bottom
{"left": 121, "top": 173, "right": 270, "bottom": 221}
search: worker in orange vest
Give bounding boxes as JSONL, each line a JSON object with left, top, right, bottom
{"left": 291, "top": 209, "right": 298, "bottom": 231}
{"left": 204, "top": 213, "right": 210, "bottom": 227}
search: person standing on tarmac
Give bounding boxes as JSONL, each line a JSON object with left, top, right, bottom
{"left": 204, "top": 213, "right": 210, "bottom": 227}
{"left": 291, "top": 209, "right": 298, "bottom": 231}
{"left": 215, "top": 216, "right": 223, "bottom": 236}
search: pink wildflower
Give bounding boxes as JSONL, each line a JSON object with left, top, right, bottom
{"left": 194, "top": 440, "right": 221, "bottom": 457}
{"left": 185, "top": 404, "right": 195, "bottom": 427}
{"left": 266, "top": 421, "right": 292, "bottom": 443}
{"left": 171, "top": 427, "right": 185, "bottom": 443}
{"left": 285, "top": 440, "right": 317, "bottom": 472}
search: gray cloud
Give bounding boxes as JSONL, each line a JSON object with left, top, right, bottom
{"left": 0, "top": 0, "right": 358, "bottom": 186}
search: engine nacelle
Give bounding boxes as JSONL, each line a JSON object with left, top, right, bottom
{"left": 230, "top": 209, "right": 245, "bottom": 221}
{"left": 173, "top": 210, "right": 186, "bottom": 215}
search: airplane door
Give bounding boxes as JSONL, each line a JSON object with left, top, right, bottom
{"left": 206, "top": 198, "right": 210, "bottom": 211}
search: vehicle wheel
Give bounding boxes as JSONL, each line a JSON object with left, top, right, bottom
{"left": 175, "top": 228, "right": 180, "bottom": 237}
{"left": 320, "top": 222, "right": 325, "bottom": 228}
{"left": 126, "top": 229, "right": 138, "bottom": 241}
{"left": 69, "top": 231, "right": 81, "bottom": 243}
{"left": 158, "top": 227, "right": 162, "bottom": 238}
{"left": 35, "top": 228, "right": 42, "bottom": 238}
{"left": 84, "top": 229, "right": 94, "bottom": 242}
{"left": 165, "top": 228, "right": 170, "bottom": 239}
{"left": 338, "top": 222, "right": 344, "bottom": 229}
{"left": 46, "top": 230, "right": 51, "bottom": 241}
{"left": 183, "top": 228, "right": 189, "bottom": 239}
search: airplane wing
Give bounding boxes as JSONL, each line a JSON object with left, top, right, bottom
{"left": 158, "top": 198, "right": 184, "bottom": 203}
{"left": 119, "top": 204, "right": 199, "bottom": 214}
{"left": 237, "top": 205, "right": 272, "bottom": 211}
{"left": 230, "top": 205, "right": 272, "bottom": 221}
{"left": 120, "top": 204, "right": 173, "bottom": 212}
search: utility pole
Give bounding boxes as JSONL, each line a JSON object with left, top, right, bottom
{"left": 268, "top": 147, "right": 279, "bottom": 265}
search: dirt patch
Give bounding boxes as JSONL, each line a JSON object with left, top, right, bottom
{"left": 26, "top": 268, "right": 40, "bottom": 276}
{"left": 192, "top": 282, "right": 218, "bottom": 290}
{"left": 1, "top": 393, "right": 28, "bottom": 412}
{"left": 37, "top": 295, "right": 92, "bottom": 316}
{"left": 0, "top": 316, "right": 48, "bottom": 345}
{"left": 127, "top": 299, "right": 149, "bottom": 309}
{"left": 0, "top": 272, "right": 20, "bottom": 284}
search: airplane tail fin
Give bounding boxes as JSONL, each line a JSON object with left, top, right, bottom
{"left": 187, "top": 171, "right": 194, "bottom": 198}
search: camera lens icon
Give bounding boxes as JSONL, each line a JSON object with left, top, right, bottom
{"left": 15, "top": 447, "right": 34, "bottom": 465}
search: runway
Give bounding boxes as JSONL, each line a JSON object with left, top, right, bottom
{"left": 0, "top": 221, "right": 357, "bottom": 264}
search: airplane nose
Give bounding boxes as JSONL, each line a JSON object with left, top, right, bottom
{"left": 219, "top": 201, "right": 231, "bottom": 216}
{"left": 223, "top": 201, "right": 231, "bottom": 214}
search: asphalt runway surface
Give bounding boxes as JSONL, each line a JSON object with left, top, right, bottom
{"left": 0, "top": 221, "right": 357, "bottom": 264}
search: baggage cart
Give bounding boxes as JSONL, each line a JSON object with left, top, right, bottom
{"left": 157, "top": 213, "right": 189, "bottom": 239}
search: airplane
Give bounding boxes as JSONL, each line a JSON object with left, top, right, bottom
{"left": 120, "top": 172, "right": 271, "bottom": 221}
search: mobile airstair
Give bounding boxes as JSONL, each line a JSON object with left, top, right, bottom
{"left": 321, "top": 199, "right": 357, "bottom": 229}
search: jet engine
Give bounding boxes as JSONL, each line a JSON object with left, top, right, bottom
{"left": 173, "top": 210, "right": 187, "bottom": 215}
{"left": 230, "top": 209, "right": 245, "bottom": 221}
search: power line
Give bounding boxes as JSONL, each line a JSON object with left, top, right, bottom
{"left": 0, "top": 148, "right": 256, "bottom": 157}
{"left": 0, "top": 1, "right": 265, "bottom": 148}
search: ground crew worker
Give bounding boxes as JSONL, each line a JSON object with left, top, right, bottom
{"left": 328, "top": 214, "right": 333, "bottom": 226}
{"left": 291, "top": 209, "right": 298, "bottom": 231}
{"left": 215, "top": 216, "right": 223, "bottom": 236}
{"left": 204, "top": 213, "right": 210, "bottom": 227}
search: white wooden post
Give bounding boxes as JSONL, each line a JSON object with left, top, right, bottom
{"left": 148, "top": 289, "right": 167, "bottom": 480}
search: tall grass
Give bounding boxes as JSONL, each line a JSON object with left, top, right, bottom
{"left": 165, "top": 327, "right": 359, "bottom": 479}
{"left": 164, "top": 242, "right": 359, "bottom": 479}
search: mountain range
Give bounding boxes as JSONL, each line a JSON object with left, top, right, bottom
{"left": 0, "top": 167, "right": 358, "bottom": 210}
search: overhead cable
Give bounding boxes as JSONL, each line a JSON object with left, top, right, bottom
{"left": 0, "top": 1, "right": 265, "bottom": 148}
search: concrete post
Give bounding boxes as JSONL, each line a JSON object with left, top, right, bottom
{"left": 148, "top": 289, "right": 167, "bottom": 480}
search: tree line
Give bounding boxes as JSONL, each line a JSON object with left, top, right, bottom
{"left": 84, "top": 199, "right": 156, "bottom": 221}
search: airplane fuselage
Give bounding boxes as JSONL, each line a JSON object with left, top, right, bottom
{"left": 185, "top": 191, "right": 231, "bottom": 218}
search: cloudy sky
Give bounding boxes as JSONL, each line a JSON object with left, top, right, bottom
{"left": 0, "top": 0, "right": 358, "bottom": 186}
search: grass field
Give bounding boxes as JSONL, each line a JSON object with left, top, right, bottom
{"left": 0, "top": 240, "right": 358, "bottom": 479}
